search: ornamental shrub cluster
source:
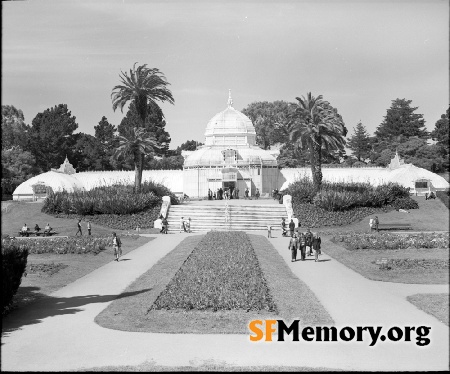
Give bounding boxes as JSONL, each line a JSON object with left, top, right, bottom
{"left": 150, "top": 231, "right": 277, "bottom": 312}
{"left": 285, "top": 176, "right": 416, "bottom": 212}
{"left": 2, "top": 239, "right": 29, "bottom": 314}
{"left": 332, "top": 232, "right": 449, "bottom": 250}
{"left": 23, "top": 236, "right": 113, "bottom": 255}
{"left": 42, "top": 180, "right": 178, "bottom": 216}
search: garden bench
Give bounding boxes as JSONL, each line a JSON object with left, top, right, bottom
{"left": 377, "top": 223, "right": 412, "bottom": 231}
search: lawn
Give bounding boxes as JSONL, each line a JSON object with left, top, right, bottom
{"left": 322, "top": 237, "right": 448, "bottom": 284}
{"left": 5, "top": 235, "right": 153, "bottom": 313}
{"left": 407, "top": 293, "right": 449, "bottom": 326}
{"left": 95, "top": 232, "right": 334, "bottom": 334}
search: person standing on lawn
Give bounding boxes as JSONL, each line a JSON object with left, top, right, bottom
{"left": 87, "top": 220, "right": 92, "bottom": 236}
{"left": 75, "top": 219, "right": 83, "bottom": 236}
{"left": 305, "top": 228, "right": 313, "bottom": 256}
{"left": 312, "top": 232, "right": 322, "bottom": 262}
{"left": 112, "top": 232, "right": 122, "bottom": 261}
{"left": 374, "top": 216, "right": 379, "bottom": 232}
{"left": 288, "top": 233, "right": 298, "bottom": 262}
{"left": 298, "top": 232, "right": 307, "bottom": 261}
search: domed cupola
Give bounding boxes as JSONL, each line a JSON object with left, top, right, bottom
{"left": 204, "top": 90, "right": 257, "bottom": 147}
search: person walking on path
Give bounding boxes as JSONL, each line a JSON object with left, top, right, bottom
{"left": 281, "top": 218, "right": 287, "bottom": 237}
{"left": 244, "top": 187, "right": 249, "bottom": 199}
{"left": 87, "top": 220, "right": 92, "bottom": 236}
{"left": 288, "top": 219, "right": 295, "bottom": 237}
{"left": 75, "top": 219, "right": 83, "bottom": 236}
{"left": 112, "top": 232, "right": 122, "bottom": 261}
{"left": 298, "top": 232, "right": 307, "bottom": 261}
{"left": 288, "top": 233, "right": 298, "bottom": 262}
{"left": 267, "top": 224, "right": 272, "bottom": 238}
{"left": 255, "top": 188, "right": 260, "bottom": 199}
{"left": 312, "top": 232, "right": 322, "bottom": 262}
{"left": 305, "top": 228, "right": 313, "bottom": 256}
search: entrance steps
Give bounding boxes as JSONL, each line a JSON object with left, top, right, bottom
{"left": 166, "top": 203, "right": 287, "bottom": 232}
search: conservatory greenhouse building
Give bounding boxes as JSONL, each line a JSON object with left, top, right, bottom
{"left": 12, "top": 92, "right": 449, "bottom": 201}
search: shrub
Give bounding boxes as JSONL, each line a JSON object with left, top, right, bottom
{"left": 392, "top": 197, "right": 419, "bottom": 210}
{"left": 436, "top": 190, "right": 449, "bottom": 209}
{"left": 42, "top": 181, "right": 175, "bottom": 216}
{"left": 2, "top": 239, "right": 29, "bottom": 314}
{"left": 24, "top": 236, "right": 113, "bottom": 255}
{"left": 284, "top": 175, "right": 316, "bottom": 204}
{"left": 352, "top": 161, "right": 366, "bottom": 167}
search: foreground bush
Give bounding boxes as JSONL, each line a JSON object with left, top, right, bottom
{"left": 332, "top": 232, "right": 449, "bottom": 250}
{"left": 2, "top": 239, "right": 29, "bottom": 313}
{"left": 23, "top": 236, "right": 113, "bottom": 255}
{"left": 150, "top": 231, "right": 277, "bottom": 312}
{"left": 42, "top": 180, "right": 178, "bottom": 216}
{"left": 436, "top": 190, "right": 449, "bottom": 209}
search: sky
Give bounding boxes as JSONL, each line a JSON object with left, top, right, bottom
{"left": 2, "top": 0, "right": 449, "bottom": 148}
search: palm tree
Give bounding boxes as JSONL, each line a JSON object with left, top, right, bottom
{"left": 288, "top": 92, "right": 346, "bottom": 191}
{"left": 114, "top": 127, "right": 161, "bottom": 191}
{"left": 111, "top": 63, "right": 174, "bottom": 192}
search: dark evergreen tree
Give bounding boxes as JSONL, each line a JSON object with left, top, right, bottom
{"left": 118, "top": 102, "right": 171, "bottom": 158}
{"left": 95, "top": 116, "right": 117, "bottom": 144}
{"left": 431, "top": 108, "right": 449, "bottom": 152}
{"left": 28, "top": 104, "right": 78, "bottom": 171}
{"left": 375, "top": 99, "right": 428, "bottom": 140}
{"left": 347, "top": 122, "right": 371, "bottom": 161}
{"left": 2, "top": 105, "right": 29, "bottom": 150}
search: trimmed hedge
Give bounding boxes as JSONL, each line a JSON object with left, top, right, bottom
{"left": 2, "top": 239, "right": 29, "bottom": 314}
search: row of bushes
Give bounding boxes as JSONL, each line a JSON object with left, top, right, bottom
{"left": 150, "top": 231, "right": 277, "bottom": 312}
{"left": 285, "top": 177, "right": 418, "bottom": 212}
{"left": 2, "top": 239, "right": 29, "bottom": 314}
{"left": 42, "top": 181, "right": 178, "bottom": 216}
{"left": 332, "top": 232, "right": 449, "bottom": 250}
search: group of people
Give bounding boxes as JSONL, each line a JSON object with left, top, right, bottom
{"left": 75, "top": 219, "right": 92, "bottom": 236}
{"left": 20, "top": 223, "right": 53, "bottom": 237}
{"left": 180, "top": 216, "right": 192, "bottom": 233}
{"left": 288, "top": 229, "right": 322, "bottom": 262}
{"left": 208, "top": 187, "right": 240, "bottom": 200}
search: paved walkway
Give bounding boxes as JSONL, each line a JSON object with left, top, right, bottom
{"left": 2, "top": 232, "right": 449, "bottom": 371}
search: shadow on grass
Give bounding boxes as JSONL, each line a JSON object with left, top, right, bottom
{"left": 1, "top": 286, "right": 151, "bottom": 340}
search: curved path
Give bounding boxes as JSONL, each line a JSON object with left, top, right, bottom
{"left": 2, "top": 232, "right": 449, "bottom": 371}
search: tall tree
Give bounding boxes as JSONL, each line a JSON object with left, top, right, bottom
{"left": 2, "top": 105, "right": 29, "bottom": 150}
{"left": 288, "top": 93, "right": 347, "bottom": 191}
{"left": 375, "top": 98, "right": 428, "bottom": 140}
{"left": 114, "top": 127, "right": 161, "bottom": 186}
{"left": 242, "top": 101, "right": 294, "bottom": 149}
{"left": 431, "top": 108, "right": 449, "bottom": 152}
{"left": 118, "top": 102, "right": 171, "bottom": 157}
{"left": 27, "top": 104, "right": 78, "bottom": 171}
{"left": 111, "top": 63, "right": 174, "bottom": 192}
{"left": 347, "top": 121, "right": 371, "bottom": 161}
{"left": 95, "top": 116, "right": 117, "bottom": 144}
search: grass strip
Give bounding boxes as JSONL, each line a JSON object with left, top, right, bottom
{"left": 95, "top": 233, "right": 333, "bottom": 334}
{"left": 407, "top": 293, "right": 449, "bottom": 326}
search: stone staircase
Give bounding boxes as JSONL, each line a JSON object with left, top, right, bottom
{"left": 166, "top": 203, "right": 288, "bottom": 232}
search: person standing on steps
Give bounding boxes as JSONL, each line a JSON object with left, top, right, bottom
{"left": 312, "top": 232, "right": 322, "bottom": 262}
{"left": 180, "top": 216, "right": 187, "bottom": 233}
{"left": 162, "top": 216, "right": 168, "bottom": 234}
{"left": 208, "top": 188, "right": 213, "bottom": 200}
{"left": 75, "top": 219, "right": 83, "bottom": 236}
{"left": 186, "top": 217, "right": 192, "bottom": 233}
{"left": 244, "top": 187, "right": 249, "bottom": 199}
{"left": 255, "top": 188, "right": 260, "bottom": 199}
{"left": 267, "top": 224, "right": 272, "bottom": 238}
{"left": 112, "top": 232, "right": 122, "bottom": 261}
{"left": 288, "top": 233, "right": 298, "bottom": 262}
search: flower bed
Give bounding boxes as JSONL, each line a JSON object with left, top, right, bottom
{"left": 331, "top": 232, "right": 449, "bottom": 250}
{"left": 27, "top": 262, "right": 68, "bottom": 276}
{"left": 23, "top": 236, "right": 113, "bottom": 255}
{"left": 150, "top": 231, "right": 277, "bottom": 312}
{"left": 372, "top": 259, "right": 449, "bottom": 271}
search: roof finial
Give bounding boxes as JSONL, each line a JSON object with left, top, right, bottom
{"left": 227, "top": 89, "right": 233, "bottom": 108}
